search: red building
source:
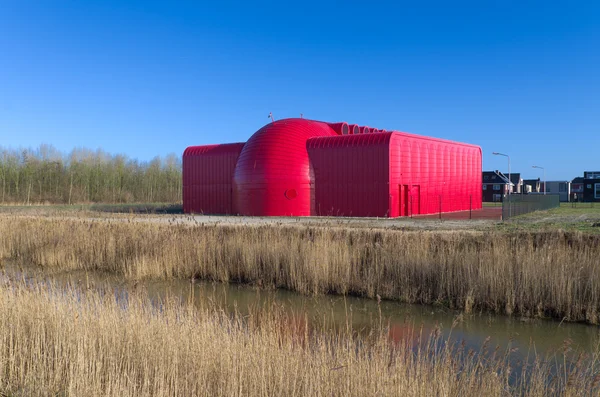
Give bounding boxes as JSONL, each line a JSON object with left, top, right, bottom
{"left": 183, "top": 118, "right": 482, "bottom": 217}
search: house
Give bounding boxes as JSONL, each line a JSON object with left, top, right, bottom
{"left": 582, "top": 171, "right": 600, "bottom": 202}
{"left": 571, "top": 177, "right": 584, "bottom": 202}
{"left": 523, "top": 178, "right": 541, "bottom": 193}
{"left": 482, "top": 170, "right": 512, "bottom": 202}
{"left": 509, "top": 173, "right": 523, "bottom": 194}
{"left": 542, "top": 181, "right": 571, "bottom": 202}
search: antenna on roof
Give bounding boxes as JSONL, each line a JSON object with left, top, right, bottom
{"left": 300, "top": 113, "right": 303, "bottom": 119}
{"left": 268, "top": 112, "right": 275, "bottom": 122}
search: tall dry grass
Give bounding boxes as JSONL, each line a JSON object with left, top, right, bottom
{"left": 1, "top": 216, "right": 600, "bottom": 323}
{"left": 0, "top": 277, "right": 598, "bottom": 396}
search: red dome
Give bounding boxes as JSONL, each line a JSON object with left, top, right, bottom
{"left": 233, "top": 118, "right": 337, "bottom": 216}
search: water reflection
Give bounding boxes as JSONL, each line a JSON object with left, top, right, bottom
{"left": 2, "top": 262, "right": 599, "bottom": 366}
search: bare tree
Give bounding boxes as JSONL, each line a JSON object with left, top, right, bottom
{"left": 0, "top": 145, "right": 182, "bottom": 204}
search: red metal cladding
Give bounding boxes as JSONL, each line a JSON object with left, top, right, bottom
{"left": 348, "top": 124, "right": 360, "bottom": 134}
{"left": 183, "top": 118, "right": 482, "bottom": 218}
{"left": 306, "top": 132, "right": 482, "bottom": 217}
{"left": 233, "top": 118, "right": 337, "bottom": 216}
{"left": 308, "top": 134, "right": 393, "bottom": 217}
{"left": 327, "top": 122, "right": 349, "bottom": 135}
{"left": 389, "top": 132, "right": 482, "bottom": 217}
{"left": 182, "top": 143, "right": 245, "bottom": 214}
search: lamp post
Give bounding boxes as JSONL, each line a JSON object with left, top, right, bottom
{"left": 492, "top": 152, "right": 511, "bottom": 195}
{"left": 532, "top": 165, "right": 546, "bottom": 195}
{"left": 493, "top": 152, "right": 511, "bottom": 217}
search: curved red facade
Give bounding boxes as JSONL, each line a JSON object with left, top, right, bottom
{"left": 327, "top": 122, "right": 349, "bottom": 135}
{"left": 183, "top": 118, "right": 482, "bottom": 217}
{"left": 233, "top": 118, "right": 336, "bottom": 216}
{"left": 348, "top": 124, "right": 359, "bottom": 134}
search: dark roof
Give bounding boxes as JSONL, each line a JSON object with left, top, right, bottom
{"left": 523, "top": 178, "right": 540, "bottom": 185}
{"left": 482, "top": 170, "right": 511, "bottom": 185}
{"left": 571, "top": 177, "right": 584, "bottom": 184}
{"left": 510, "top": 173, "right": 521, "bottom": 185}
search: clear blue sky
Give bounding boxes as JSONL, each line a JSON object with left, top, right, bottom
{"left": 1, "top": 1, "right": 598, "bottom": 180}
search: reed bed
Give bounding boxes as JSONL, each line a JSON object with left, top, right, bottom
{"left": 0, "top": 277, "right": 598, "bottom": 396}
{"left": 1, "top": 216, "right": 600, "bottom": 323}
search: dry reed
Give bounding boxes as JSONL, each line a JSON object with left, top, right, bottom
{"left": 0, "top": 277, "right": 598, "bottom": 396}
{"left": 1, "top": 216, "right": 600, "bottom": 323}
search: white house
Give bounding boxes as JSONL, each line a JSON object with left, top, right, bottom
{"left": 541, "top": 181, "right": 571, "bottom": 202}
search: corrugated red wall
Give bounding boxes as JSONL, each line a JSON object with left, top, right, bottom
{"left": 388, "top": 132, "right": 482, "bottom": 217}
{"left": 307, "top": 134, "right": 392, "bottom": 217}
{"left": 183, "top": 118, "right": 482, "bottom": 217}
{"left": 232, "top": 119, "right": 337, "bottom": 216}
{"left": 306, "top": 131, "right": 482, "bottom": 217}
{"left": 182, "top": 143, "right": 245, "bottom": 214}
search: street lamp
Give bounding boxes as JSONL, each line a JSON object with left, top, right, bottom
{"left": 493, "top": 152, "right": 511, "bottom": 218}
{"left": 532, "top": 165, "right": 546, "bottom": 195}
{"left": 492, "top": 152, "right": 511, "bottom": 195}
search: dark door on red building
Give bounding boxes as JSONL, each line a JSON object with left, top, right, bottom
{"left": 400, "top": 185, "right": 409, "bottom": 216}
{"left": 411, "top": 185, "right": 421, "bottom": 215}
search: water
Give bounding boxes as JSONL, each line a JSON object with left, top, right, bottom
{"left": 2, "top": 262, "right": 599, "bottom": 365}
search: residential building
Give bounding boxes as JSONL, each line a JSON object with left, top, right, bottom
{"left": 482, "top": 170, "right": 512, "bottom": 202}
{"left": 542, "top": 181, "right": 571, "bottom": 202}
{"left": 571, "top": 177, "right": 584, "bottom": 202}
{"left": 509, "top": 173, "right": 523, "bottom": 194}
{"left": 523, "top": 178, "right": 541, "bottom": 193}
{"left": 583, "top": 171, "right": 600, "bottom": 202}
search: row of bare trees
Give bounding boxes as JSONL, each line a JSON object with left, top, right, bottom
{"left": 0, "top": 145, "right": 182, "bottom": 204}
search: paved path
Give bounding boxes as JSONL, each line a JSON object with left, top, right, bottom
{"left": 1, "top": 206, "right": 501, "bottom": 232}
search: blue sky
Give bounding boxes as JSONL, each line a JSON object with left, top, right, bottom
{"left": 1, "top": 1, "right": 598, "bottom": 180}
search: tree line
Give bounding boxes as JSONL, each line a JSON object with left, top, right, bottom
{"left": 0, "top": 145, "right": 182, "bottom": 204}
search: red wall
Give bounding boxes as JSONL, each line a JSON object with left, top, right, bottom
{"left": 306, "top": 132, "right": 481, "bottom": 217}
{"left": 232, "top": 119, "right": 336, "bottom": 216}
{"left": 183, "top": 119, "right": 482, "bottom": 217}
{"left": 307, "top": 134, "right": 392, "bottom": 217}
{"left": 182, "top": 143, "right": 245, "bottom": 214}
{"left": 388, "top": 132, "right": 482, "bottom": 217}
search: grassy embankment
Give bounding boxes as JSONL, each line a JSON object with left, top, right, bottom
{"left": 0, "top": 278, "right": 598, "bottom": 396}
{"left": 1, "top": 215, "right": 600, "bottom": 324}
{"left": 496, "top": 203, "right": 600, "bottom": 234}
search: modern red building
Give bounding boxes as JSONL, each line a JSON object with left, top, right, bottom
{"left": 183, "top": 118, "right": 481, "bottom": 217}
